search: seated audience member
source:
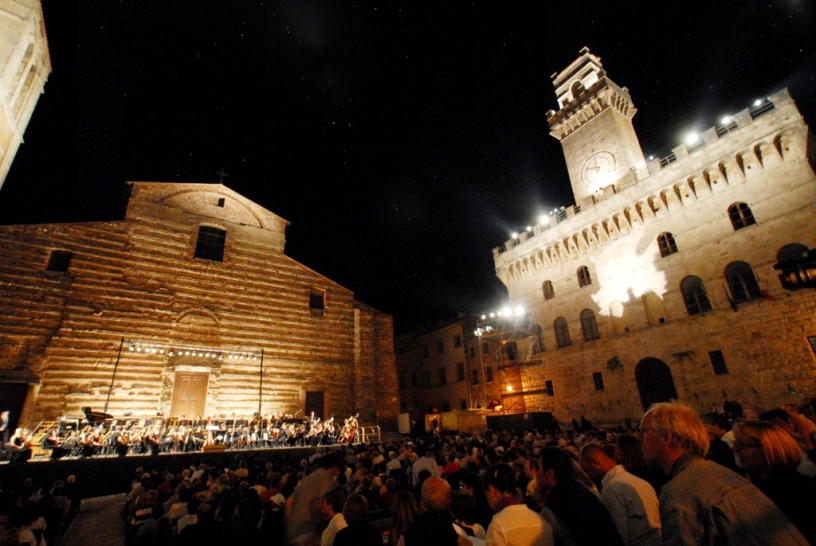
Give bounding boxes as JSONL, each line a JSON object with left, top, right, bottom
{"left": 538, "top": 446, "right": 624, "bottom": 546}
{"left": 459, "top": 473, "right": 494, "bottom": 530}
{"left": 450, "top": 491, "right": 486, "bottom": 540}
{"left": 732, "top": 420, "right": 816, "bottom": 545}
{"left": 640, "top": 402, "right": 808, "bottom": 546}
{"left": 390, "top": 491, "right": 420, "bottom": 546}
{"left": 321, "top": 487, "right": 348, "bottom": 546}
{"left": 333, "top": 493, "right": 382, "bottom": 546}
{"left": 404, "top": 477, "right": 461, "bottom": 546}
{"left": 579, "top": 444, "right": 661, "bottom": 546}
{"left": 485, "top": 464, "right": 552, "bottom": 546}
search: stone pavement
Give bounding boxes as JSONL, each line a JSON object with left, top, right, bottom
{"left": 61, "top": 494, "right": 126, "bottom": 546}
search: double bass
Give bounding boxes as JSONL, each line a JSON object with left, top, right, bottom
{"left": 339, "top": 413, "right": 359, "bottom": 445}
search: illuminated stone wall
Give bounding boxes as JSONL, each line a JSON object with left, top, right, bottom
{"left": 494, "top": 54, "right": 816, "bottom": 424}
{"left": 0, "top": 0, "right": 50, "bottom": 189}
{"left": 0, "top": 182, "right": 398, "bottom": 429}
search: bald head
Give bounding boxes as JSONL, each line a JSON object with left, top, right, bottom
{"left": 579, "top": 443, "right": 616, "bottom": 481}
{"left": 421, "top": 477, "right": 451, "bottom": 511}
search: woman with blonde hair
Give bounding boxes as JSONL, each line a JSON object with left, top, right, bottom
{"left": 732, "top": 420, "right": 816, "bottom": 544}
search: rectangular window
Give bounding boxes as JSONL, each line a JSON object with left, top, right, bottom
{"left": 469, "top": 346, "right": 475, "bottom": 358}
{"left": 545, "top": 380, "right": 554, "bottom": 396}
{"left": 453, "top": 335, "right": 462, "bottom": 348}
{"left": 439, "top": 367, "right": 447, "bottom": 385}
{"left": 456, "top": 362, "right": 465, "bottom": 382}
{"left": 309, "top": 289, "right": 325, "bottom": 316}
{"left": 593, "top": 372, "right": 605, "bottom": 390}
{"left": 472, "top": 370, "right": 479, "bottom": 385}
{"left": 482, "top": 341, "right": 489, "bottom": 354}
{"left": 709, "top": 350, "right": 729, "bottom": 375}
{"left": 216, "top": 198, "right": 225, "bottom": 207}
{"left": 437, "top": 341, "right": 444, "bottom": 354}
{"left": 485, "top": 367, "right": 494, "bottom": 383}
{"left": 460, "top": 399, "right": 467, "bottom": 411}
{"left": 46, "top": 250, "right": 73, "bottom": 272}
{"left": 194, "top": 226, "right": 226, "bottom": 262}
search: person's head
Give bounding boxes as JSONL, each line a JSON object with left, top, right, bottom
{"left": 579, "top": 443, "right": 616, "bottom": 481}
{"left": 342, "top": 493, "right": 369, "bottom": 524}
{"left": 322, "top": 487, "right": 346, "bottom": 517}
{"left": 391, "top": 491, "right": 420, "bottom": 534}
{"left": 450, "top": 491, "right": 478, "bottom": 525}
{"left": 458, "top": 473, "right": 481, "bottom": 496}
{"left": 485, "top": 464, "right": 516, "bottom": 511}
{"left": 732, "top": 420, "right": 802, "bottom": 476}
{"left": 421, "top": 477, "right": 451, "bottom": 511}
{"left": 640, "top": 402, "right": 709, "bottom": 471}
{"left": 537, "top": 446, "right": 575, "bottom": 492}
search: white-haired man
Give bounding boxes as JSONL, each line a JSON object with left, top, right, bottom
{"left": 640, "top": 402, "right": 807, "bottom": 545}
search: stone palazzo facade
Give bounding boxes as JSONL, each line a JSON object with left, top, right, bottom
{"left": 0, "top": 182, "right": 398, "bottom": 430}
{"left": 492, "top": 49, "right": 816, "bottom": 423}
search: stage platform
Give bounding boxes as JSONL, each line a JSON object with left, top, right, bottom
{"left": 0, "top": 445, "right": 330, "bottom": 499}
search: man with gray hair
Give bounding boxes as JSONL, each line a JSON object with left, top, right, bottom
{"left": 404, "top": 477, "right": 460, "bottom": 546}
{"left": 640, "top": 401, "right": 808, "bottom": 545}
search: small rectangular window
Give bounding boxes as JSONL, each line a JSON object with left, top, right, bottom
{"left": 469, "top": 346, "right": 475, "bottom": 359}
{"left": 46, "top": 250, "right": 73, "bottom": 272}
{"left": 453, "top": 335, "right": 462, "bottom": 348}
{"left": 709, "top": 350, "right": 729, "bottom": 375}
{"left": 309, "top": 289, "right": 325, "bottom": 316}
{"left": 485, "top": 367, "right": 494, "bottom": 383}
{"left": 437, "top": 341, "right": 444, "bottom": 354}
{"left": 460, "top": 399, "right": 467, "bottom": 411}
{"left": 472, "top": 370, "right": 479, "bottom": 385}
{"left": 456, "top": 362, "right": 465, "bottom": 382}
{"left": 545, "top": 380, "right": 554, "bottom": 396}
{"left": 194, "top": 226, "right": 226, "bottom": 262}
{"left": 216, "top": 198, "right": 225, "bottom": 207}
{"left": 482, "top": 341, "right": 489, "bottom": 354}
{"left": 439, "top": 367, "right": 447, "bottom": 385}
{"left": 593, "top": 372, "right": 605, "bottom": 390}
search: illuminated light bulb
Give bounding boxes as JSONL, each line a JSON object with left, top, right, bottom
{"left": 502, "top": 307, "right": 511, "bottom": 316}
{"left": 507, "top": 386, "right": 513, "bottom": 392}
{"left": 497, "top": 311, "right": 503, "bottom": 317}
{"left": 685, "top": 133, "right": 699, "bottom": 145}
{"left": 168, "top": 350, "right": 174, "bottom": 357}
{"left": 136, "top": 346, "right": 142, "bottom": 352}
{"left": 185, "top": 351, "right": 190, "bottom": 356}
{"left": 490, "top": 313, "right": 495, "bottom": 318}
{"left": 754, "top": 99, "right": 762, "bottom": 106}
{"left": 511, "top": 232, "right": 518, "bottom": 239}
{"left": 481, "top": 315, "right": 486, "bottom": 320}
{"left": 721, "top": 116, "right": 731, "bottom": 125}
{"left": 205, "top": 353, "right": 210, "bottom": 358}
{"left": 129, "top": 346, "right": 134, "bottom": 351}
{"left": 159, "top": 349, "right": 164, "bottom": 354}
{"left": 540, "top": 216, "right": 549, "bottom": 225}
{"left": 526, "top": 226, "right": 532, "bottom": 231}
{"left": 514, "top": 306, "right": 524, "bottom": 316}
{"left": 648, "top": 155, "right": 654, "bottom": 161}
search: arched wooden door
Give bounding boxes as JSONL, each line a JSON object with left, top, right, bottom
{"left": 635, "top": 357, "right": 678, "bottom": 411}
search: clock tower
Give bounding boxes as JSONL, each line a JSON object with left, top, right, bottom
{"left": 547, "top": 48, "right": 645, "bottom": 206}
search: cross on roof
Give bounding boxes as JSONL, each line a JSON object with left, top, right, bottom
{"left": 216, "top": 168, "right": 229, "bottom": 184}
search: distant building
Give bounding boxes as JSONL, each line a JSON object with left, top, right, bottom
{"left": 492, "top": 48, "right": 816, "bottom": 423}
{"left": 0, "top": 0, "right": 50, "bottom": 190}
{"left": 0, "top": 182, "right": 398, "bottom": 431}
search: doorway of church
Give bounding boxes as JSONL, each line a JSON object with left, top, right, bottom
{"left": 635, "top": 357, "right": 678, "bottom": 411}
{"left": 170, "top": 371, "right": 209, "bottom": 418}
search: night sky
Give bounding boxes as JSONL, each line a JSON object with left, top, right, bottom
{"left": 1, "top": 1, "right": 814, "bottom": 333}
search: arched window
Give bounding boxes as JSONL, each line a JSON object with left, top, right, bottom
{"left": 485, "top": 367, "right": 494, "bottom": 383}
{"left": 554, "top": 317, "right": 571, "bottom": 348}
{"left": 777, "top": 243, "right": 809, "bottom": 263}
{"left": 681, "top": 276, "right": 712, "bottom": 315}
{"left": 657, "top": 232, "right": 678, "bottom": 257}
{"left": 580, "top": 309, "right": 600, "bottom": 341}
{"left": 577, "top": 266, "right": 592, "bottom": 287}
{"left": 543, "top": 280, "right": 555, "bottom": 300}
{"left": 725, "top": 261, "right": 762, "bottom": 303}
{"left": 728, "top": 203, "right": 756, "bottom": 230}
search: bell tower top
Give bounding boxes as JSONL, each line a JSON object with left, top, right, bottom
{"left": 547, "top": 48, "right": 645, "bottom": 206}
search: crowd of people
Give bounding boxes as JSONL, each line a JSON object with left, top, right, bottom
{"left": 2, "top": 399, "right": 816, "bottom": 546}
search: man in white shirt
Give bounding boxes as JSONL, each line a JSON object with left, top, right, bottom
{"left": 411, "top": 448, "right": 441, "bottom": 486}
{"left": 579, "top": 444, "right": 662, "bottom": 546}
{"left": 321, "top": 488, "right": 348, "bottom": 546}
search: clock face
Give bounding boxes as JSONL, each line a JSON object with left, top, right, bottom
{"left": 581, "top": 151, "right": 616, "bottom": 187}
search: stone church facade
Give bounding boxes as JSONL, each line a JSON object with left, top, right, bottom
{"left": 492, "top": 49, "right": 816, "bottom": 424}
{"left": 0, "top": 182, "right": 398, "bottom": 430}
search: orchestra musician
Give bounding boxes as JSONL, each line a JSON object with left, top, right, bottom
{"left": 8, "top": 427, "right": 32, "bottom": 464}
{"left": 42, "top": 428, "right": 66, "bottom": 460}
